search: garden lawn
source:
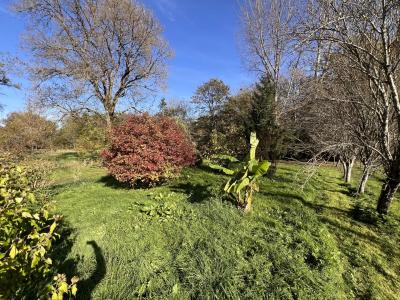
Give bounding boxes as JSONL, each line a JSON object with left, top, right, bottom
{"left": 47, "top": 152, "right": 400, "bottom": 299}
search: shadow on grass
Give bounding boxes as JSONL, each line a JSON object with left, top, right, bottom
{"left": 97, "top": 175, "right": 131, "bottom": 190}
{"left": 338, "top": 186, "right": 358, "bottom": 197}
{"left": 50, "top": 222, "right": 106, "bottom": 300}
{"left": 263, "top": 188, "right": 400, "bottom": 259}
{"left": 171, "top": 182, "right": 213, "bottom": 203}
{"left": 76, "top": 241, "right": 107, "bottom": 300}
{"left": 261, "top": 190, "right": 351, "bottom": 216}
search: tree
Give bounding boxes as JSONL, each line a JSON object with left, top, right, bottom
{"left": 158, "top": 99, "right": 189, "bottom": 122}
{"left": 0, "top": 61, "right": 11, "bottom": 88}
{"left": 240, "top": 0, "right": 305, "bottom": 173}
{"left": 249, "top": 76, "right": 285, "bottom": 175}
{"left": 192, "top": 79, "right": 230, "bottom": 126}
{"left": 17, "top": 0, "right": 172, "bottom": 130}
{"left": 191, "top": 79, "right": 230, "bottom": 156}
{"left": 55, "top": 113, "right": 107, "bottom": 152}
{"left": 307, "top": 0, "right": 400, "bottom": 214}
{"left": 0, "top": 58, "right": 17, "bottom": 111}
{"left": 0, "top": 111, "right": 56, "bottom": 154}
{"left": 240, "top": 0, "right": 301, "bottom": 112}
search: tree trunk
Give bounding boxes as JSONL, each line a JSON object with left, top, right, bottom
{"left": 105, "top": 113, "right": 113, "bottom": 132}
{"left": 341, "top": 161, "right": 348, "bottom": 181}
{"left": 377, "top": 177, "right": 400, "bottom": 214}
{"left": 267, "top": 159, "right": 278, "bottom": 177}
{"left": 341, "top": 157, "right": 355, "bottom": 183}
{"left": 357, "top": 166, "right": 370, "bottom": 194}
{"left": 377, "top": 152, "right": 400, "bottom": 214}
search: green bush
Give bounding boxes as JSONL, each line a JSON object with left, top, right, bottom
{"left": 0, "top": 161, "right": 77, "bottom": 299}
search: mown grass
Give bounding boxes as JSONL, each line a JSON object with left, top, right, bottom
{"left": 45, "top": 152, "right": 400, "bottom": 299}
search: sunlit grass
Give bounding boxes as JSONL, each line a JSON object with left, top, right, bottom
{"left": 48, "top": 152, "right": 400, "bottom": 299}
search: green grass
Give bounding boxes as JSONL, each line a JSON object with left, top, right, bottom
{"left": 45, "top": 152, "right": 400, "bottom": 299}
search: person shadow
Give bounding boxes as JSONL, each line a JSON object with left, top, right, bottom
{"left": 76, "top": 241, "right": 107, "bottom": 299}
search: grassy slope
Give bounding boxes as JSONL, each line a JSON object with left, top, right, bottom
{"left": 48, "top": 152, "right": 400, "bottom": 299}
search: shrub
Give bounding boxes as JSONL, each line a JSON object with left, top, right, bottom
{"left": 101, "top": 113, "right": 196, "bottom": 186}
{"left": 0, "top": 160, "right": 77, "bottom": 298}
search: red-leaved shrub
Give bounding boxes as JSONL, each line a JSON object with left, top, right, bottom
{"left": 101, "top": 113, "right": 196, "bottom": 186}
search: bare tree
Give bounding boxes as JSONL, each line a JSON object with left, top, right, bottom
{"left": 304, "top": 0, "right": 400, "bottom": 214}
{"left": 303, "top": 85, "right": 359, "bottom": 184}
{"left": 0, "top": 62, "right": 11, "bottom": 88}
{"left": 240, "top": 0, "right": 302, "bottom": 108}
{"left": 16, "top": 0, "right": 173, "bottom": 130}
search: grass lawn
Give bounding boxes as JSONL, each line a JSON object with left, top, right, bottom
{"left": 46, "top": 152, "right": 400, "bottom": 299}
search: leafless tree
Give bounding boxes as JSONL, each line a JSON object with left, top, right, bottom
{"left": 303, "top": 84, "right": 359, "bottom": 184}
{"left": 304, "top": 0, "right": 400, "bottom": 214}
{"left": 240, "top": 0, "right": 302, "bottom": 116}
{"left": 302, "top": 0, "right": 400, "bottom": 214}
{"left": 0, "top": 62, "right": 11, "bottom": 88}
{"left": 16, "top": 0, "right": 173, "bottom": 130}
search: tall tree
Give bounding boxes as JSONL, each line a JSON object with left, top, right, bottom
{"left": 191, "top": 79, "right": 230, "bottom": 157}
{"left": 306, "top": 0, "right": 400, "bottom": 214}
{"left": 240, "top": 0, "right": 301, "bottom": 102}
{"left": 240, "top": 0, "right": 303, "bottom": 173}
{"left": 192, "top": 79, "right": 230, "bottom": 128}
{"left": 17, "top": 0, "right": 172, "bottom": 130}
{"left": 249, "top": 76, "right": 285, "bottom": 175}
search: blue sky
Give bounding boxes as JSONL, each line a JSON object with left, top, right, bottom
{"left": 0, "top": 0, "right": 255, "bottom": 116}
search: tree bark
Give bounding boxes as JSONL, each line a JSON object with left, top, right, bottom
{"left": 105, "top": 111, "right": 114, "bottom": 133}
{"left": 377, "top": 177, "right": 400, "bottom": 215}
{"left": 342, "top": 161, "right": 348, "bottom": 182}
{"left": 341, "top": 157, "right": 355, "bottom": 183}
{"left": 357, "top": 166, "right": 370, "bottom": 194}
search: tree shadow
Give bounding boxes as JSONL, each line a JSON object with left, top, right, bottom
{"left": 97, "top": 175, "right": 131, "bottom": 190}
{"left": 263, "top": 189, "right": 400, "bottom": 258}
{"left": 337, "top": 186, "right": 358, "bottom": 197}
{"left": 170, "top": 182, "right": 213, "bottom": 203}
{"left": 261, "top": 190, "right": 352, "bottom": 216}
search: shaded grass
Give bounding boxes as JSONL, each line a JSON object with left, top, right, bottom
{"left": 47, "top": 153, "right": 400, "bottom": 299}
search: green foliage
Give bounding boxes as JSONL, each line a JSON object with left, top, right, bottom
{"left": 134, "top": 201, "right": 186, "bottom": 221}
{"left": 50, "top": 274, "right": 79, "bottom": 300}
{"left": 202, "top": 132, "right": 270, "bottom": 212}
{"left": 249, "top": 76, "right": 288, "bottom": 173}
{"left": 55, "top": 113, "right": 106, "bottom": 153}
{"left": 0, "top": 160, "right": 76, "bottom": 299}
{"left": 223, "top": 132, "right": 270, "bottom": 212}
{"left": 201, "top": 159, "right": 235, "bottom": 175}
{"left": 201, "top": 154, "right": 240, "bottom": 175}
{"left": 191, "top": 79, "right": 234, "bottom": 157}
{"left": 21, "top": 158, "right": 57, "bottom": 200}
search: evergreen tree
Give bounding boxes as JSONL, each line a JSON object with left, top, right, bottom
{"left": 249, "top": 76, "right": 285, "bottom": 176}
